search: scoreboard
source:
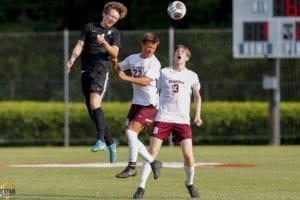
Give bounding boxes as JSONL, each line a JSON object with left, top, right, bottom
{"left": 233, "top": 0, "right": 300, "bottom": 58}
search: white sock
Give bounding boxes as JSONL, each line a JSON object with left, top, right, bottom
{"left": 184, "top": 165, "right": 195, "bottom": 186}
{"left": 138, "top": 160, "right": 152, "bottom": 188}
{"left": 126, "top": 129, "right": 139, "bottom": 162}
{"left": 137, "top": 140, "right": 154, "bottom": 163}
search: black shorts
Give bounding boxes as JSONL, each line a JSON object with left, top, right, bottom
{"left": 81, "top": 71, "right": 109, "bottom": 98}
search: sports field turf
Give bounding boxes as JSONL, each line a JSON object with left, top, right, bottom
{"left": 0, "top": 146, "right": 299, "bottom": 199}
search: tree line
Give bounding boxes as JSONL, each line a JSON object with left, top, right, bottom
{"left": 0, "top": 0, "right": 232, "bottom": 32}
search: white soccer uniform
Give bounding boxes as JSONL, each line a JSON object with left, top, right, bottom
{"left": 119, "top": 53, "right": 161, "bottom": 106}
{"left": 156, "top": 66, "right": 201, "bottom": 124}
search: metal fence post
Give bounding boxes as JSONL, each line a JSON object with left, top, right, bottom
{"left": 64, "top": 28, "right": 70, "bottom": 147}
{"left": 168, "top": 27, "right": 174, "bottom": 147}
{"left": 269, "top": 58, "right": 281, "bottom": 145}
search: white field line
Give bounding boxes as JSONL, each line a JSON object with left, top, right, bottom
{"left": 7, "top": 162, "right": 244, "bottom": 168}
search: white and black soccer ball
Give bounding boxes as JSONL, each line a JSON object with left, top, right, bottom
{"left": 167, "top": 1, "right": 187, "bottom": 20}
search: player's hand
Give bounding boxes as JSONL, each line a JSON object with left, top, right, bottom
{"left": 97, "top": 34, "right": 105, "bottom": 45}
{"left": 66, "top": 60, "right": 73, "bottom": 73}
{"left": 118, "top": 71, "right": 128, "bottom": 81}
{"left": 194, "top": 117, "right": 203, "bottom": 127}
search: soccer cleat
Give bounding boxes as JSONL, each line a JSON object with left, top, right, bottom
{"left": 185, "top": 183, "right": 200, "bottom": 198}
{"left": 115, "top": 166, "right": 137, "bottom": 178}
{"left": 107, "top": 138, "right": 119, "bottom": 163}
{"left": 150, "top": 160, "right": 162, "bottom": 179}
{"left": 91, "top": 140, "right": 107, "bottom": 152}
{"left": 133, "top": 187, "right": 145, "bottom": 199}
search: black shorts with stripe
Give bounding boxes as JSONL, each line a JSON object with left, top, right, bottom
{"left": 81, "top": 70, "right": 109, "bottom": 98}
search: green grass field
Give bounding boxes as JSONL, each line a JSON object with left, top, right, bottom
{"left": 0, "top": 146, "right": 299, "bottom": 200}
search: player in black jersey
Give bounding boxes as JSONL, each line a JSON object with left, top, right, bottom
{"left": 66, "top": 2, "right": 127, "bottom": 163}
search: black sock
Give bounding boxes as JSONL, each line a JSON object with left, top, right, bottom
{"left": 129, "top": 162, "right": 136, "bottom": 169}
{"left": 104, "top": 122, "right": 114, "bottom": 145}
{"left": 92, "top": 108, "right": 105, "bottom": 142}
{"left": 85, "top": 98, "right": 95, "bottom": 123}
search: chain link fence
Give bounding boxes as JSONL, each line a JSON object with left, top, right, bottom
{"left": 0, "top": 29, "right": 299, "bottom": 102}
{"left": 0, "top": 29, "right": 299, "bottom": 145}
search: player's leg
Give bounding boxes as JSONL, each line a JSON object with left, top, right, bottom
{"left": 133, "top": 105, "right": 162, "bottom": 178}
{"left": 81, "top": 72, "right": 107, "bottom": 152}
{"left": 116, "top": 120, "right": 161, "bottom": 178}
{"left": 84, "top": 95, "right": 110, "bottom": 146}
{"left": 137, "top": 137, "right": 162, "bottom": 180}
{"left": 84, "top": 95, "right": 95, "bottom": 123}
{"left": 133, "top": 136, "right": 163, "bottom": 199}
{"left": 92, "top": 98, "right": 119, "bottom": 163}
{"left": 116, "top": 121, "right": 144, "bottom": 178}
{"left": 180, "top": 138, "right": 200, "bottom": 198}
{"left": 115, "top": 104, "right": 141, "bottom": 177}
{"left": 90, "top": 92, "right": 107, "bottom": 151}
{"left": 104, "top": 123, "right": 119, "bottom": 163}
{"left": 89, "top": 71, "right": 118, "bottom": 156}
{"left": 116, "top": 105, "right": 161, "bottom": 178}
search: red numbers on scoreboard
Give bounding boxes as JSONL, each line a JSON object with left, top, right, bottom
{"left": 244, "top": 22, "right": 269, "bottom": 41}
{"left": 296, "top": 21, "right": 300, "bottom": 40}
{"left": 274, "top": 0, "right": 300, "bottom": 16}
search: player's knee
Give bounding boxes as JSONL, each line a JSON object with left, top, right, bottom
{"left": 183, "top": 152, "right": 194, "bottom": 161}
{"left": 125, "top": 129, "right": 138, "bottom": 141}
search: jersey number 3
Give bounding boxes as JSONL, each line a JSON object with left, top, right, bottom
{"left": 172, "top": 84, "right": 179, "bottom": 93}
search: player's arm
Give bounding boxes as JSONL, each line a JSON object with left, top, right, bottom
{"left": 105, "top": 44, "right": 119, "bottom": 58}
{"left": 111, "top": 57, "right": 121, "bottom": 74}
{"left": 122, "top": 65, "right": 160, "bottom": 86}
{"left": 119, "top": 73, "right": 152, "bottom": 87}
{"left": 66, "top": 40, "right": 84, "bottom": 73}
{"left": 193, "top": 89, "right": 203, "bottom": 127}
{"left": 97, "top": 34, "right": 119, "bottom": 58}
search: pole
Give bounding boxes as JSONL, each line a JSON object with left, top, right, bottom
{"left": 169, "top": 27, "right": 174, "bottom": 67}
{"left": 63, "top": 28, "right": 70, "bottom": 147}
{"left": 168, "top": 27, "right": 174, "bottom": 146}
{"left": 268, "top": 58, "right": 281, "bottom": 145}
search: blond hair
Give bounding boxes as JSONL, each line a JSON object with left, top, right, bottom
{"left": 176, "top": 44, "right": 191, "bottom": 59}
{"left": 103, "top": 1, "right": 128, "bottom": 19}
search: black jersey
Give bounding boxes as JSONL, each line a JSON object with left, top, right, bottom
{"left": 79, "top": 23, "right": 121, "bottom": 72}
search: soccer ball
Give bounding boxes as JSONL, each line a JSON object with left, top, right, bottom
{"left": 167, "top": 1, "right": 187, "bottom": 20}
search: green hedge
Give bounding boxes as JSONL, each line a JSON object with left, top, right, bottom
{"left": 0, "top": 101, "right": 299, "bottom": 145}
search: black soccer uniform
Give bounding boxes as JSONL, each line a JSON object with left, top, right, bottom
{"left": 79, "top": 22, "right": 121, "bottom": 98}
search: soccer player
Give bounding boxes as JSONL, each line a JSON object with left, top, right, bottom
{"left": 66, "top": 2, "right": 127, "bottom": 163}
{"left": 111, "top": 32, "right": 162, "bottom": 179}
{"left": 133, "top": 44, "right": 203, "bottom": 199}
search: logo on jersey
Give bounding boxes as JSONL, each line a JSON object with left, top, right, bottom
{"left": 168, "top": 80, "right": 184, "bottom": 84}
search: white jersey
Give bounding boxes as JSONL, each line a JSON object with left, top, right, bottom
{"left": 119, "top": 53, "right": 161, "bottom": 106}
{"left": 155, "top": 66, "right": 201, "bottom": 124}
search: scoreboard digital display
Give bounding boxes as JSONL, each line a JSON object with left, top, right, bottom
{"left": 244, "top": 22, "right": 269, "bottom": 41}
{"left": 233, "top": 0, "right": 300, "bottom": 58}
{"left": 273, "top": 0, "right": 300, "bottom": 16}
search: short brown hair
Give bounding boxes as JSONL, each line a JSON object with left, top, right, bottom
{"left": 103, "top": 1, "right": 128, "bottom": 19}
{"left": 142, "top": 32, "right": 160, "bottom": 44}
{"left": 176, "top": 44, "right": 191, "bottom": 59}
